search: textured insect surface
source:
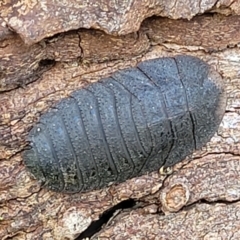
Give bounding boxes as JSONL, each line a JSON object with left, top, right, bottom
{"left": 23, "top": 55, "right": 226, "bottom": 193}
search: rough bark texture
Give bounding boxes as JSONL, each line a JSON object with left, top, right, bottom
{"left": 0, "top": 1, "right": 240, "bottom": 240}
{"left": 0, "top": 0, "right": 239, "bottom": 44}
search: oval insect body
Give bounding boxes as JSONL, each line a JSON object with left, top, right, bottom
{"left": 23, "top": 55, "right": 226, "bottom": 193}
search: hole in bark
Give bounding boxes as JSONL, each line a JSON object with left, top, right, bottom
{"left": 76, "top": 198, "right": 136, "bottom": 240}
{"left": 39, "top": 59, "right": 56, "bottom": 67}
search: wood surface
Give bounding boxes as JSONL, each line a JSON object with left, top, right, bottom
{"left": 0, "top": 1, "right": 240, "bottom": 239}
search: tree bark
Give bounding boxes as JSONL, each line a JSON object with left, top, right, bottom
{"left": 0, "top": 1, "right": 240, "bottom": 240}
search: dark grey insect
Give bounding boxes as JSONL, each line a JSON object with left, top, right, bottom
{"left": 23, "top": 55, "right": 226, "bottom": 193}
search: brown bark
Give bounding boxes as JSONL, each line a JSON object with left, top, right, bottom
{"left": 0, "top": 0, "right": 238, "bottom": 44}
{"left": 0, "top": 2, "right": 240, "bottom": 240}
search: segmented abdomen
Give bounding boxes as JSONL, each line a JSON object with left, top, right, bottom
{"left": 23, "top": 55, "right": 226, "bottom": 193}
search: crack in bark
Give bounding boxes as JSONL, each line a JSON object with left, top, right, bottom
{"left": 183, "top": 198, "right": 240, "bottom": 213}
{"left": 76, "top": 199, "right": 136, "bottom": 240}
{"left": 77, "top": 32, "right": 84, "bottom": 61}
{"left": 78, "top": 193, "right": 240, "bottom": 239}
{"left": 192, "top": 152, "right": 240, "bottom": 160}
{"left": 2, "top": 12, "right": 239, "bottom": 92}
